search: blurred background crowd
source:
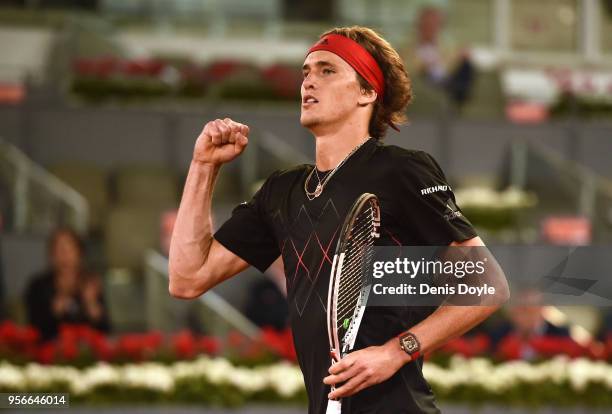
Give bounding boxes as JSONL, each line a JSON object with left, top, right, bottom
{"left": 0, "top": 0, "right": 611, "bottom": 410}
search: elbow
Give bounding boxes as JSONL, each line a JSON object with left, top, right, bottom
{"left": 498, "top": 277, "right": 511, "bottom": 305}
{"left": 168, "top": 282, "right": 199, "bottom": 300}
{"left": 489, "top": 280, "right": 510, "bottom": 311}
{"left": 480, "top": 278, "right": 510, "bottom": 312}
{"left": 168, "top": 269, "right": 208, "bottom": 300}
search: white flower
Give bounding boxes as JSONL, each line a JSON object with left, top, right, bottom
{"left": 23, "top": 364, "right": 79, "bottom": 389}
{"left": 568, "top": 358, "right": 589, "bottom": 392}
{"left": 72, "top": 363, "right": 121, "bottom": 395}
{"left": 201, "top": 357, "right": 234, "bottom": 385}
{"left": 226, "top": 367, "right": 264, "bottom": 393}
{"left": 122, "top": 363, "right": 173, "bottom": 392}
{"left": 265, "top": 363, "right": 304, "bottom": 397}
{"left": 0, "top": 362, "right": 25, "bottom": 389}
{"left": 3, "top": 354, "right": 610, "bottom": 403}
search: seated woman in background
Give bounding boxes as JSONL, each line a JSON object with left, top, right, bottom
{"left": 24, "top": 228, "right": 110, "bottom": 342}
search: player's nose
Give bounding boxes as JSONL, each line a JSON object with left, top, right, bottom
{"left": 302, "top": 74, "right": 317, "bottom": 91}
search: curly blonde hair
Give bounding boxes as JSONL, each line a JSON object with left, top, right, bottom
{"left": 320, "top": 26, "right": 412, "bottom": 140}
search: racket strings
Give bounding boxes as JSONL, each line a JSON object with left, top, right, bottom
{"left": 339, "top": 206, "right": 376, "bottom": 281}
{"left": 340, "top": 232, "right": 375, "bottom": 275}
{"left": 337, "top": 248, "right": 375, "bottom": 301}
{"left": 336, "top": 243, "right": 375, "bottom": 299}
{"left": 340, "top": 207, "right": 377, "bottom": 270}
{"left": 335, "top": 204, "right": 378, "bottom": 330}
{"left": 336, "top": 251, "right": 375, "bottom": 322}
{"left": 338, "top": 223, "right": 373, "bottom": 292}
{"left": 336, "top": 252, "right": 375, "bottom": 326}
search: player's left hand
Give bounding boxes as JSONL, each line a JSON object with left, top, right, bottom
{"left": 323, "top": 341, "right": 409, "bottom": 399}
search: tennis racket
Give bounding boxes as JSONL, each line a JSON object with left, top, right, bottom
{"left": 325, "top": 193, "right": 381, "bottom": 414}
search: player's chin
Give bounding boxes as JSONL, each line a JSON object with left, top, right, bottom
{"left": 300, "top": 114, "right": 321, "bottom": 129}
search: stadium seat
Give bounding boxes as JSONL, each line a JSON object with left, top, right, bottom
{"left": 461, "top": 69, "right": 504, "bottom": 119}
{"left": 104, "top": 267, "right": 147, "bottom": 332}
{"left": 114, "top": 165, "right": 178, "bottom": 208}
{"left": 48, "top": 162, "right": 110, "bottom": 233}
{"left": 104, "top": 205, "right": 166, "bottom": 271}
{"left": 406, "top": 75, "right": 449, "bottom": 119}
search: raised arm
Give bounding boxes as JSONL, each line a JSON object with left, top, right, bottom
{"left": 168, "top": 118, "right": 250, "bottom": 299}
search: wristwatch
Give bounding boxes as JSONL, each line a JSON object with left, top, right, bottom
{"left": 398, "top": 331, "right": 421, "bottom": 361}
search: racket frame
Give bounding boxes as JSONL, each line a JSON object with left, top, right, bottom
{"left": 326, "top": 193, "right": 380, "bottom": 409}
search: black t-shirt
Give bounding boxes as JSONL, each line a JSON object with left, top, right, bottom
{"left": 215, "top": 138, "right": 476, "bottom": 414}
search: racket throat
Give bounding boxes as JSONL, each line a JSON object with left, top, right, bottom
{"left": 341, "top": 285, "right": 371, "bottom": 354}
{"left": 327, "top": 253, "right": 344, "bottom": 354}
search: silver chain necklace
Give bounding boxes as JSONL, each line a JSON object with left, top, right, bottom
{"left": 304, "top": 137, "right": 372, "bottom": 201}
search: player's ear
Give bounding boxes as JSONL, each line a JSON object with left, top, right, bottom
{"left": 358, "top": 87, "right": 377, "bottom": 107}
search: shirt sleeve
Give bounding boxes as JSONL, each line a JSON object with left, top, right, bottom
{"left": 394, "top": 150, "right": 477, "bottom": 245}
{"left": 214, "top": 172, "right": 280, "bottom": 272}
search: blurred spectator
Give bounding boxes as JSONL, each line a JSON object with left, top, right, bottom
{"left": 24, "top": 228, "right": 110, "bottom": 342}
{"left": 0, "top": 237, "right": 5, "bottom": 321}
{"left": 0, "top": 179, "right": 11, "bottom": 231}
{"left": 597, "top": 309, "right": 612, "bottom": 341}
{"left": 160, "top": 209, "right": 178, "bottom": 257}
{"left": 403, "top": 6, "right": 476, "bottom": 108}
{"left": 491, "top": 288, "right": 572, "bottom": 360}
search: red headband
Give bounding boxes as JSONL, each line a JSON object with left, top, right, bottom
{"left": 307, "top": 34, "right": 385, "bottom": 98}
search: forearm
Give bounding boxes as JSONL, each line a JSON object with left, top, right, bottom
{"left": 400, "top": 237, "right": 508, "bottom": 356}
{"left": 410, "top": 305, "right": 498, "bottom": 355}
{"left": 168, "top": 160, "right": 220, "bottom": 296}
{"left": 384, "top": 304, "right": 500, "bottom": 366}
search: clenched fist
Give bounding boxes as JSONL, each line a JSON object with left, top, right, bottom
{"left": 193, "top": 118, "right": 249, "bottom": 165}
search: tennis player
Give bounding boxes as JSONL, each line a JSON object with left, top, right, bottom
{"left": 169, "top": 26, "right": 509, "bottom": 413}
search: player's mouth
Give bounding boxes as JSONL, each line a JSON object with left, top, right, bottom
{"left": 302, "top": 95, "right": 319, "bottom": 108}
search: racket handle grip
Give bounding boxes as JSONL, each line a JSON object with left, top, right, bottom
{"left": 326, "top": 399, "right": 342, "bottom": 414}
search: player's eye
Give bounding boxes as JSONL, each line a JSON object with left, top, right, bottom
{"left": 323, "top": 68, "right": 335, "bottom": 75}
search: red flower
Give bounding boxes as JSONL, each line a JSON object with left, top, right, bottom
{"left": 204, "top": 60, "right": 257, "bottom": 82}
{"left": 261, "top": 64, "right": 302, "bottom": 99}
{"left": 20, "top": 326, "right": 40, "bottom": 345}
{"left": 86, "top": 331, "right": 114, "bottom": 361}
{"left": 538, "top": 336, "right": 588, "bottom": 358}
{"left": 58, "top": 338, "right": 79, "bottom": 361}
{"left": 58, "top": 324, "right": 80, "bottom": 341}
{"left": 116, "top": 332, "right": 163, "bottom": 360}
{"left": 242, "top": 340, "right": 268, "bottom": 360}
{"left": 497, "top": 335, "right": 588, "bottom": 361}
{"left": 437, "top": 334, "right": 490, "bottom": 358}
{"left": 95, "top": 57, "right": 119, "bottom": 78}
{"left": 260, "top": 327, "right": 297, "bottom": 361}
{"left": 121, "top": 59, "right": 166, "bottom": 77}
{"left": 117, "top": 335, "right": 146, "bottom": 360}
{"left": 72, "top": 57, "right": 119, "bottom": 78}
{"left": 181, "top": 64, "right": 207, "bottom": 83}
{"left": 227, "top": 330, "right": 248, "bottom": 348}
{"left": 497, "top": 335, "right": 523, "bottom": 360}
{"left": 198, "top": 336, "right": 220, "bottom": 355}
{"left": 144, "top": 331, "right": 164, "bottom": 352}
{"left": 172, "top": 330, "right": 197, "bottom": 359}
{"left": 0, "top": 320, "right": 18, "bottom": 343}
{"left": 36, "top": 342, "right": 56, "bottom": 364}
{"left": 73, "top": 58, "right": 98, "bottom": 76}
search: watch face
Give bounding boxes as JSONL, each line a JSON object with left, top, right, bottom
{"left": 401, "top": 335, "right": 419, "bottom": 353}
